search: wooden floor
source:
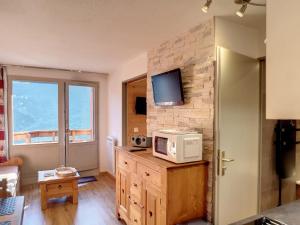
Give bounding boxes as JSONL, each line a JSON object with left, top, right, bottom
{"left": 21, "top": 173, "right": 124, "bottom": 225}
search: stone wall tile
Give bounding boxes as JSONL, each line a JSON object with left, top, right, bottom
{"left": 147, "top": 19, "right": 215, "bottom": 221}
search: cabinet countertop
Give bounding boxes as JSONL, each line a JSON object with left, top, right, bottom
{"left": 115, "top": 146, "right": 208, "bottom": 169}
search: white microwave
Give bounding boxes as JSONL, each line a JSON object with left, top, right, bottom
{"left": 152, "top": 130, "right": 203, "bottom": 163}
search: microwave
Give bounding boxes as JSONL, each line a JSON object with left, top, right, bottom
{"left": 152, "top": 130, "right": 203, "bottom": 163}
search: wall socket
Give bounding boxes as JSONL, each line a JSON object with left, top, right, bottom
{"left": 134, "top": 127, "right": 139, "bottom": 133}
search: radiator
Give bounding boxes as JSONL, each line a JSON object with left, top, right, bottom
{"left": 106, "top": 136, "right": 116, "bottom": 175}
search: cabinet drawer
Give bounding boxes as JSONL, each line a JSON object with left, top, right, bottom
{"left": 130, "top": 174, "right": 142, "bottom": 201}
{"left": 118, "top": 152, "right": 136, "bottom": 173}
{"left": 46, "top": 182, "right": 73, "bottom": 194}
{"left": 129, "top": 194, "right": 144, "bottom": 209}
{"left": 130, "top": 204, "right": 143, "bottom": 225}
{"left": 137, "top": 163, "right": 161, "bottom": 188}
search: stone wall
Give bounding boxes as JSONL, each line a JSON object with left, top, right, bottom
{"left": 147, "top": 19, "right": 215, "bottom": 221}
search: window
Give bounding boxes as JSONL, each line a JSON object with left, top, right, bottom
{"left": 68, "top": 85, "right": 94, "bottom": 143}
{"left": 12, "top": 81, "right": 58, "bottom": 145}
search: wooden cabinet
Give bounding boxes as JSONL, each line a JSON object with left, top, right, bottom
{"left": 116, "top": 169, "right": 130, "bottom": 223}
{"left": 145, "top": 184, "right": 162, "bottom": 225}
{"left": 116, "top": 146, "right": 208, "bottom": 225}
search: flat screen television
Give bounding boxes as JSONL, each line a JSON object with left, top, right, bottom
{"left": 151, "top": 68, "right": 184, "bottom": 106}
{"left": 135, "top": 96, "right": 147, "bottom": 115}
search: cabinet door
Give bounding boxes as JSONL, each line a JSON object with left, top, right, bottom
{"left": 145, "top": 186, "right": 161, "bottom": 225}
{"left": 117, "top": 169, "right": 130, "bottom": 218}
{"left": 130, "top": 204, "right": 143, "bottom": 225}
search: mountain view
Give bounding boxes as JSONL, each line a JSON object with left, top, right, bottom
{"left": 12, "top": 81, "right": 93, "bottom": 144}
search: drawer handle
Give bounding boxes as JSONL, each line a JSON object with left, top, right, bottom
{"left": 124, "top": 161, "right": 128, "bottom": 165}
{"left": 122, "top": 189, "right": 125, "bottom": 194}
{"left": 145, "top": 172, "right": 150, "bottom": 176}
{"left": 133, "top": 183, "right": 138, "bottom": 187}
{"left": 134, "top": 219, "right": 138, "bottom": 223}
{"left": 58, "top": 185, "right": 62, "bottom": 189}
{"left": 133, "top": 201, "right": 137, "bottom": 205}
{"left": 149, "top": 211, "right": 153, "bottom": 217}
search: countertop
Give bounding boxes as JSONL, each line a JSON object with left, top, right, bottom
{"left": 230, "top": 200, "right": 300, "bottom": 225}
{"left": 115, "top": 146, "right": 208, "bottom": 169}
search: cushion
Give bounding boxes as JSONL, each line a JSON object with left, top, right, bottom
{"left": 0, "top": 166, "right": 18, "bottom": 178}
{"left": 0, "top": 166, "right": 19, "bottom": 196}
{"left": 0, "top": 155, "right": 7, "bottom": 163}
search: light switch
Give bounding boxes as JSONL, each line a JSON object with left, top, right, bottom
{"left": 134, "top": 127, "right": 139, "bottom": 133}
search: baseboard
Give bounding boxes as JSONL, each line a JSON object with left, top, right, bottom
{"left": 99, "top": 171, "right": 116, "bottom": 180}
{"left": 78, "top": 169, "right": 99, "bottom": 177}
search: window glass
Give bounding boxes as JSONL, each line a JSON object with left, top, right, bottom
{"left": 69, "top": 85, "right": 94, "bottom": 143}
{"left": 12, "top": 81, "right": 58, "bottom": 145}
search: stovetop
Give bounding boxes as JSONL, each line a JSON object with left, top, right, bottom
{"left": 243, "top": 217, "right": 287, "bottom": 225}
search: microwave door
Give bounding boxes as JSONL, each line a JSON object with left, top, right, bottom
{"left": 155, "top": 137, "right": 168, "bottom": 155}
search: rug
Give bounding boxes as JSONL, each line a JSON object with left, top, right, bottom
{"left": 78, "top": 176, "right": 97, "bottom": 184}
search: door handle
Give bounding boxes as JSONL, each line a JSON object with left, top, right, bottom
{"left": 219, "top": 150, "right": 235, "bottom": 176}
{"left": 222, "top": 158, "right": 234, "bottom": 163}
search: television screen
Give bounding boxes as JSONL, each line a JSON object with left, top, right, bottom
{"left": 151, "top": 68, "right": 184, "bottom": 106}
{"left": 135, "top": 97, "right": 146, "bottom": 115}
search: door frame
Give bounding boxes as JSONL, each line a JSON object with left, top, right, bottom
{"left": 121, "top": 73, "right": 147, "bottom": 146}
{"left": 7, "top": 75, "right": 99, "bottom": 177}
{"left": 213, "top": 47, "right": 262, "bottom": 224}
{"left": 214, "top": 46, "right": 222, "bottom": 225}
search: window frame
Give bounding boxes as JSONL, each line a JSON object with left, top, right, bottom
{"left": 65, "top": 82, "right": 97, "bottom": 144}
{"left": 8, "top": 76, "right": 98, "bottom": 148}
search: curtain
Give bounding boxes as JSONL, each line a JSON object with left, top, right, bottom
{"left": 0, "top": 67, "right": 7, "bottom": 162}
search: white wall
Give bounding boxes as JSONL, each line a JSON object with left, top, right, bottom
{"left": 215, "top": 17, "right": 266, "bottom": 59}
{"left": 266, "top": 0, "right": 300, "bottom": 119}
{"left": 107, "top": 52, "right": 147, "bottom": 174}
{"left": 5, "top": 66, "right": 108, "bottom": 172}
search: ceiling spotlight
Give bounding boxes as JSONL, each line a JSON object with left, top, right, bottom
{"left": 202, "top": 0, "right": 212, "bottom": 13}
{"left": 236, "top": 4, "right": 247, "bottom": 17}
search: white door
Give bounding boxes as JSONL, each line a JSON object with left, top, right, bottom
{"left": 215, "top": 47, "right": 260, "bottom": 225}
{"left": 65, "top": 82, "right": 98, "bottom": 171}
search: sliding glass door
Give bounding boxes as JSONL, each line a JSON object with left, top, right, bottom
{"left": 8, "top": 77, "right": 98, "bottom": 183}
{"left": 65, "top": 82, "right": 98, "bottom": 171}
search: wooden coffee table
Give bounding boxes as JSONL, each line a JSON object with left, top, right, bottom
{"left": 38, "top": 170, "right": 80, "bottom": 210}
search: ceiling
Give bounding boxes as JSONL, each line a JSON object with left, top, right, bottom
{"left": 0, "top": 0, "right": 266, "bottom": 73}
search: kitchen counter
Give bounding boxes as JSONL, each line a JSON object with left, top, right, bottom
{"left": 230, "top": 200, "right": 300, "bottom": 225}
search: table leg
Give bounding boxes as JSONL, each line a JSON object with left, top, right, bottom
{"left": 40, "top": 184, "right": 47, "bottom": 210}
{"left": 72, "top": 180, "right": 78, "bottom": 204}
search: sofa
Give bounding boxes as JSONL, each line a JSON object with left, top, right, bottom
{"left": 0, "top": 157, "right": 23, "bottom": 197}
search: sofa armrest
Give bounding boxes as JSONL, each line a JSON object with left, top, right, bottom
{"left": 0, "top": 157, "right": 23, "bottom": 167}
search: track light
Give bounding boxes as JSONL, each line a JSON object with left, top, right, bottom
{"left": 236, "top": 4, "right": 247, "bottom": 17}
{"left": 201, "top": 0, "right": 265, "bottom": 17}
{"left": 202, "top": 0, "right": 212, "bottom": 13}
